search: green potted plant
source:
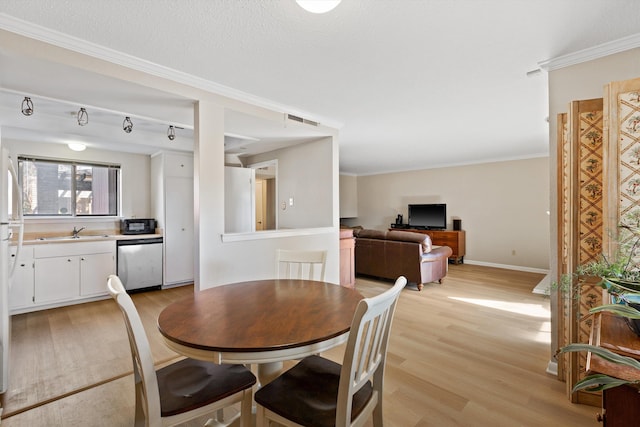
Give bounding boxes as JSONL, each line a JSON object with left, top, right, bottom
{"left": 561, "top": 218, "right": 640, "bottom": 392}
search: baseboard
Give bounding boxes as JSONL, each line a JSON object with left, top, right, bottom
{"left": 546, "top": 359, "right": 558, "bottom": 376}
{"left": 532, "top": 274, "right": 551, "bottom": 295}
{"left": 463, "top": 259, "right": 549, "bottom": 275}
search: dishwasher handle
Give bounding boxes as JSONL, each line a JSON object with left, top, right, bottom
{"left": 116, "top": 237, "right": 164, "bottom": 246}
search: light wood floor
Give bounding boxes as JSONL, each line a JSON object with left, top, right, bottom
{"left": 0, "top": 264, "right": 600, "bottom": 426}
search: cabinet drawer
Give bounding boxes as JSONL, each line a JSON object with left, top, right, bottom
{"left": 433, "top": 235, "right": 458, "bottom": 245}
{"left": 34, "top": 241, "right": 115, "bottom": 258}
{"left": 11, "top": 245, "right": 33, "bottom": 262}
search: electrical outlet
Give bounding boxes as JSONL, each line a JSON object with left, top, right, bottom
{"left": 511, "top": 250, "right": 516, "bottom": 256}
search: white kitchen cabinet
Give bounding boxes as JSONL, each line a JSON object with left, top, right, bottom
{"left": 34, "top": 256, "right": 80, "bottom": 304}
{"left": 29, "top": 241, "right": 116, "bottom": 309}
{"left": 80, "top": 252, "right": 116, "bottom": 297}
{"left": 164, "top": 176, "right": 194, "bottom": 285}
{"left": 151, "top": 152, "right": 194, "bottom": 287}
{"left": 9, "top": 246, "right": 34, "bottom": 311}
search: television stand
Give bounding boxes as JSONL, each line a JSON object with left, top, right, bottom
{"left": 391, "top": 228, "right": 465, "bottom": 264}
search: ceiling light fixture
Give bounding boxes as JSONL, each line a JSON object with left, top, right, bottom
{"left": 296, "top": 0, "right": 341, "bottom": 14}
{"left": 123, "top": 116, "right": 133, "bottom": 133}
{"left": 21, "top": 97, "right": 34, "bottom": 116}
{"left": 77, "top": 107, "right": 89, "bottom": 126}
{"left": 68, "top": 143, "right": 86, "bottom": 152}
{"left": 167, "top": 125, "right": 176, "bottom": 141}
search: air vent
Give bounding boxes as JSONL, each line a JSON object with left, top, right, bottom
{"left": 286, "top": 114, "right": 319, "bottom": 127}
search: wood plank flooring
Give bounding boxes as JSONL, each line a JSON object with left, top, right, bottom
{"left": 0, "top": 264, "right": 600, "bottom": 426}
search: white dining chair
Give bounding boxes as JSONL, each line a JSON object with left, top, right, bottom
{"left": 107, "top": 274, "right": 256, "bottom": 427}
{"left": 254, "top": 275, "right": 407, "bottom": 427}
{"left": 276, "top": 249, "right": 327, "bottom": 281}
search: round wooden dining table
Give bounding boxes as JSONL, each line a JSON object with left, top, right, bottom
{"left": 157, "top": 279, "right": 363, "bottom": 384}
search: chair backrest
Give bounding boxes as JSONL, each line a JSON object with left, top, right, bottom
{"left": 107, "top": 274, "right": 162, "bottom": 426}
{"left": 276, "top": 249, "right": 327, "bottom": 281}
{"left": 337, "top": 276, "right": 407, "bottom": 426}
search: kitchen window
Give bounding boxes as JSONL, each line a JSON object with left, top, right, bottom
{"left": 18, "top": 157, "right": 120, "bottom": 217}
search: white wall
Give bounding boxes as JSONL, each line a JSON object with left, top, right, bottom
{"left": 339, "top": 174, "right": 358, "bottom": 218}
{"left": 247, "top": 138, "right": 334, "bottom": 229}
{"left": 350, "top": 157, "right": 550, "bottom": 270}
{"left": 194, "top": 108, "right": 341, "bottom": 289}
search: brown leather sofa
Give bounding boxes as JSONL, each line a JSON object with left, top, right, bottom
{"left": 354, "top": 229, "right": 453, "bottom": 291}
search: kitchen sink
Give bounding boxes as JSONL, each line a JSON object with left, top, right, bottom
{"left": 36, "top": 235, "right": 112, "bottom": 241}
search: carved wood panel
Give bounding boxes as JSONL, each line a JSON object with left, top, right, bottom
{"left": 560, "top": 99, "right": 604, "bottom": 405}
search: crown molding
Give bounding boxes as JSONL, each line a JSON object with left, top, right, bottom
{"left": 0, "top": 13, "right": 343, "bottom": 129}
{"left": 539, "top": 32, "right": 640, "bottom": 71}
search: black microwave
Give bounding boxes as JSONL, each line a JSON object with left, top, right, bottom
{"left": 121, "top": 218, "right": 156, "bottom": 235}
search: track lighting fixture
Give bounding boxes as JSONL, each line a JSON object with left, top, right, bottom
{"left": 167, "top": 125, "right": 176, "bottom": 141}
{"left": 77, "top": 107, "right": 89, "bottom": 126}
{"left": 123, "top": 116, "right": 133, "bottom": 133}
{"left": 21, "top": 97, "right": 34, "bottom": 116}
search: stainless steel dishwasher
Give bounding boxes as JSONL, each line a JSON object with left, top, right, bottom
{"left": 116, "top": 237, "right": 163, "bottom": 292}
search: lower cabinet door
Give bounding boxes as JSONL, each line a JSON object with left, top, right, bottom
{"left": 34, "top": 257, "right": 80, "bottom": 304}
{"left": 80, "top": 252, "right": 115, "bottom": 297}
{"left": 603, "top": 384, "right": 640, "bottom": 426}
{"left": 9, "top": 246, "right": 34, "bottom": 310}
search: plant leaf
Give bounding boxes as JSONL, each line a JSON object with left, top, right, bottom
{"left": 603, "top": 277, "right": 640, "bottom": 293}
{"left": 559, "top": 343, "right": 640, "bottom": 370}
{"left": 590, "top": 304, "right": 640, "bottom": 319}
{"left": 572, "top": 374, "right": 636, "bottom": 392}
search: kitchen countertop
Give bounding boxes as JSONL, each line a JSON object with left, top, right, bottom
{"left": 18, "top": 233, "right": 163, "bottom": 245}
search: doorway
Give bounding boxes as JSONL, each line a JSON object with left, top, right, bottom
{"left": 248, "top": 160, "right": 277, "bottom": 230}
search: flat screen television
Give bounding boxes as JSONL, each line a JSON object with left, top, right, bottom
{"left": 408, "top": 204, "right": 447, "bottom": 230}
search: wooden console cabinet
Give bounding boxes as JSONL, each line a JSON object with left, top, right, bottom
{"left": 392, "top": 228, "right": 465, "bottom": 264}
{"left": 588, "top": 312, "right": 640, "bottom": 425}
{"left": 339, "top": 229, "right": 355, "bottom": 288}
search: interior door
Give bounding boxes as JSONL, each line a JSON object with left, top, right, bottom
{"left": 0, "top": 143, "right": 9, "bottom": 393}
{"left": 225, "top": 167, "right": 255, "bottom": 233}
{"left": 255, "top": 179, "right": 265, "bottom": 231}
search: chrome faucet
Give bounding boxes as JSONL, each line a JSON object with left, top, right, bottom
{"left": 72, "top": 226, "right": 86, "bottom": 238}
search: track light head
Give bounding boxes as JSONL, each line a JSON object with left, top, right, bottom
{"left": 77, "top": 107, "right": 89, "bottom": 126}
{"left": 167, "top": 125, "right": 176, "bottom": 141}
{"left": 21, "top": 97, "right": 34, "bottom": 116}
{"left": 123, "top": 116, "right": 133, "bottom": 133}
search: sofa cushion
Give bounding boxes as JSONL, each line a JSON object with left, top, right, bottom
{"left": 354, "top": 229, "right": 432, "bottom": 253}
{"left": 387, "top": 231, "right": 432, "bottom": 253}
{"left": 354, "top": 229, "right": 387, "bottom": 240}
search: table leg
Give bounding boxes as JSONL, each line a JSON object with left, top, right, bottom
{"left": 257, "top": 361, "right": 284, "bottom": 386}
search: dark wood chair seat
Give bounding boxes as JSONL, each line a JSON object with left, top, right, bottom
{"left": 255, "top": 355, "right": 373, "bottom": 427}
{"left": 158, "top": 359, "right": 257, "bottom": 417}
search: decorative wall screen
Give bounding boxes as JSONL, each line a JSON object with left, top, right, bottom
{"left": 556, "top": 112, "right": 569, "bottom": 382}
{"left": 558, "top": 77, "right": 640, "bottom": 405}
{"left": 616, "top": 86, "right": 640, "bottom": 223}
{"left": 558, "top": 98, "right": 604, "bottom": 405}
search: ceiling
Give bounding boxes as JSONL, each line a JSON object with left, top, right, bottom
{"left": 1, "top": 1, "right": 640, "bottom": 175}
